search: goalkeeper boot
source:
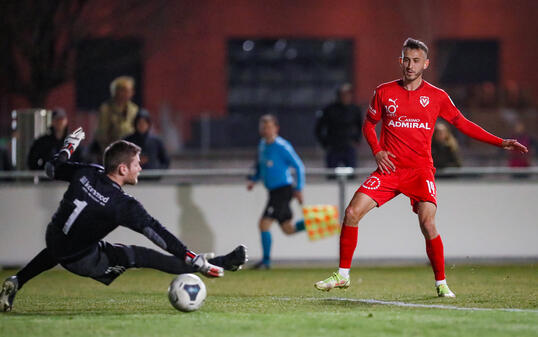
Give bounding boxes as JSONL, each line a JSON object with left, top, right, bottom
{"left": 222, "top": 245, "right": 248, "bottom": 271}
{"left": 314, "top": 272, "right": 350, "bottom": 291}
{"left": 0, "top": 276, "right": 19, "bottom": 312}
{"left": 436, "top": 284, "right": 456, "bottom": 298}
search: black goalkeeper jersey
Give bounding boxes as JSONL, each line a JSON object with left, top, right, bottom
{"left": 44, "top": 154, "right": 188, "bottom": 261}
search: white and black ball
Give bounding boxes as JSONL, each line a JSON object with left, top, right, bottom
{"left": 168, "top": 273, "right": 207, "bottom": 312}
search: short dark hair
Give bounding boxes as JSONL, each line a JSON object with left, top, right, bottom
{"left": 103, "top": 140, "right": 141, "bottom": 174}
{"left": 402, "top": 38, "right": 429, "bottom": 56}
{"left": 260, "top": 114, "right": 279, "bottom": 126}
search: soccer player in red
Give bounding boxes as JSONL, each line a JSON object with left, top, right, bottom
{"left": 315, "top": 38, "right": 528, "bottom": 297}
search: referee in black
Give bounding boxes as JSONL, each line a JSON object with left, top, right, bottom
{"left": 1, "top": 128, "right": 247, "bottom": 312}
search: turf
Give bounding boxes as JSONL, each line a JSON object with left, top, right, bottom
{"left": 1, "top": 265, "right": 536, "bottom": 337}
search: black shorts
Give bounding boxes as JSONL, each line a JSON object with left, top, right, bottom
{"left": 262, "top": 185, "right": 294, "bottom": 224}
{"left": 60, "top": 241, "right": 135, "bottom": 285}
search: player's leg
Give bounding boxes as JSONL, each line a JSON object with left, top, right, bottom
{"left": 1, "top": 248, "right": 58, "bottom": 312}
{"left": 207, "top": 245, "right": 248, "bottom": 271}
{"left": 276, "top": 184, "right": 304, "bottom": 235}
{"left": 315, "top": 192, "right": 376, "bottom": 291}
{"left": 254, "top": 186, "right": 293, "bottom": 269}
{"left": 280, "top": 219, "right": 305, "bottom": 234}
{"left": 416, "top": 201, "right": 455, "bottom": 297}
{"left": 253, "top": 217, "right": 273, "bottom": 269}
{"left": 61, "top": 242, "right": 200, "bottom": 286}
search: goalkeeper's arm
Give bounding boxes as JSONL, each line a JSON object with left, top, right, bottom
{"left": 120, "top": 198, "right": 224, "bottom": 278}
{"left": 45, "top": 127, "right": 102, "bottom": 182}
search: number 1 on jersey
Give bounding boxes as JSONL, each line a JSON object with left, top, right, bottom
{"left": 63, "top": 199, "right": 88, "bottom": 234}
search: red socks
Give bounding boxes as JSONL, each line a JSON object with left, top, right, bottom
{"left": 426, "top": 235, "right": 446, "bottom": 281}
{"left": 339, "top": 224, "right": 446, "bottom": 281}
{"left": 339, "top": 225, "right": 358, "bottom": 268}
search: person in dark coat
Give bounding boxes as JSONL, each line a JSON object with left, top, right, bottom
{"left": 315, "top": 83, "right": 363, "bottom": 169}
{"left": 124, "top": 110, "right": 170, "bottom": 170}
{"left": 27, "top": 109, "right": 84, "bottom": 170}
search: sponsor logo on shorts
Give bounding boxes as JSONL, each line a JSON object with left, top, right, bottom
{"left": 362, "top": 176, "right": 381, "bottom": 190}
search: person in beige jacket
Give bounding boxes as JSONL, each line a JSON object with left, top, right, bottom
{"left": 95, "top": 76, "right": 139, "bottom": 156}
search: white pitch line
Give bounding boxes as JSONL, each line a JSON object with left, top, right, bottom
{"left": 273, "top": 297, "right": 538, "bottom": 313}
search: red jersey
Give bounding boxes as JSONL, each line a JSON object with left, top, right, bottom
{"left": 364, "top": 79, "right": 503, "bottom": 169}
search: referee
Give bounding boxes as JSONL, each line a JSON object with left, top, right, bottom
{"left": 247, "top": 115, "right": 306, "bottom": 269}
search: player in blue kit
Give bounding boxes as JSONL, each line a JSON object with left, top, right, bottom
{"left": 247, "top": 115, "right": 306, "bottom": 269}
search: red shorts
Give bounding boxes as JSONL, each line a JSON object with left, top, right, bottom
{"left": 357, "top": 167, "right": 437, "bottom": 213}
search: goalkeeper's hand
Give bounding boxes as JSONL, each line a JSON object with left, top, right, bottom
{"left": 60, "top": 127, "right": 85, "bottom": 159}
{"left": 191, "top": 254, "right": 224, "bottom": 278}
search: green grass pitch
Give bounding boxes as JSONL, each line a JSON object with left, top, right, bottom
{"left": 1, "top": 265, "right": 536, "bottom": 337}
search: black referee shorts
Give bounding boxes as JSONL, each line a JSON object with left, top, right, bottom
{"left": 60, "top": 241, "right": 135, "bottom": 285}
{"left": 262, "top": 185, "right": 294, "bottom": 224}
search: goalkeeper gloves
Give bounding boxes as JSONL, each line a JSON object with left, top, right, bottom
{"left": 60, "top": 127, "right": 85, "bottom": 159}
{"left": 185, "top": 250, "right": 224, "bottom": 278}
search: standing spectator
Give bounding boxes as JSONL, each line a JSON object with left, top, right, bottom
{"left": 315, "top": 83, "right": 363, "bottom": 169}
{"left": 27, "top": 109, "right": 83, "bottom": 170}
{"left": 431, "top": 122, "right": 462, "bottom": 169}
{"left": 93, "top": 76, "right": 139, "bottom": 159}
{"left": 124, "top": 110, "right": 170, "bottom": 170}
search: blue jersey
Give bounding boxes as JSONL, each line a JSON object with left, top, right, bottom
{"left": 249, "top": 136, "right": 305, "bottom": 191}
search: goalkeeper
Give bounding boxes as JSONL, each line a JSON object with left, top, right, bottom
{"left": 1, "top": 128, "right": 247, "bottom": 312}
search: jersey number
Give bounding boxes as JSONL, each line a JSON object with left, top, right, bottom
{"left": 426, "top": 180, "right": 436, "bottom": 196}
{"left": 63, "top": 199, "right": 88, "bottom": 234}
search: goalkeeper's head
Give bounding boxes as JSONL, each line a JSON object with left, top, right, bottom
{"left": 104, "top": 140, "right": 142, "bottom": 186}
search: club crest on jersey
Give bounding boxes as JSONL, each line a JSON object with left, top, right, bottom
{"left": 419, "top": 96, "right": 430, "bottom": 107}
{"left": 385, "top": 98, "right": 398, "bottom": 116}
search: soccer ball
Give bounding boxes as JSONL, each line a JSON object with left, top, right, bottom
{"left": 168, "top": 273, "right": 207, "bottom": 312}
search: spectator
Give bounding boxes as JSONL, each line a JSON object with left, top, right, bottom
{"left": 124, "top": 110, "right": 170, "bottom": 170}
{"left": 432, "top": 122, "right": 462, "bottom": 169}
{"left": 508, "top": 121, "right": 532, "bottom": 168}
{"left": 93, "top": 76, "right": 139, "bottom": 159}
{"left": 27, "top": 109, "right": 83, "bottom": 170}
{"left": 315, "top": 83, "right": 363, "bottom": 170}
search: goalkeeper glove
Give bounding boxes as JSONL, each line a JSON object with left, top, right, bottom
{"left": 60, "top": 127, "right": 85, "bottom": 159}
{"left": 185, "top": 251, "right": 224, "bottom": 278}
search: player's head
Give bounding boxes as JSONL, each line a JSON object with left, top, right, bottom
{"left": 259, "top": 114, "right": 279, "bottom": 141}
{"left": 400, "top": 38, "right": 429, "bottom": 82}
{"left": 104, "top": 140, "right": 142, "bottom": 185}
{"left": 110, "top": 76, "right": 135, "bottom": 103}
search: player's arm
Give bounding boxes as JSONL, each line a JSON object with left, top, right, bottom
{"left": 119, "top": 198, "right": 223, "bottom": 277}
{"left": 282, "top": 143, "right": 305, "bottom": 204}
{"left": 440, "top": 94, "right": 528, "bottom": 153}
{"left": 45, "top": 127, "right": 93, "bottom": 181}
{"left": 246, "top": 150, "right": 260, "bottom": 191}
{"left": 364, "top": 90, "right": 396, "bottom": 174}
